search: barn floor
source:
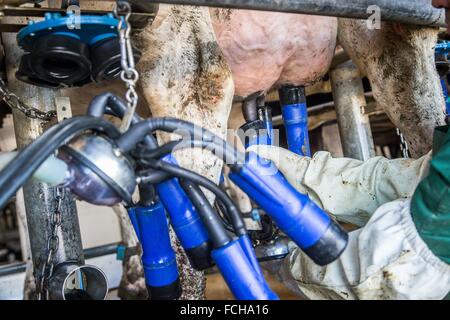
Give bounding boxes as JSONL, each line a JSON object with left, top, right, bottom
{"left": 106, "top": 271, "right": 301, "bottom": 300}
{"left": 205, "top": 272, "right": 301, "bottom": 300}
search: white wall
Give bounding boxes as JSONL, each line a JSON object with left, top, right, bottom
{"left": 0, "top": 115, "right": 122, "bottom": 257}
{"left": 76, "top": 202, "right": 121, "bottom": 248}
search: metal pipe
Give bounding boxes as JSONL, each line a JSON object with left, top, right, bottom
{"left": 0, "top": 243, "right": 120, "bottom": 278}
{"left": 0, "top": 151, "right": 69, "bottom": 187}
{"left": 0, "top": 0, "right": 41, "bottom": 5}
{"left": 143, "top": 0, "right": 446, "bottom": 27}
{"left": 2, "top": 27, "right": 85, "bottom": 298}
{"left": 84, "top": 243, "right": 119, "bottom": 260}
{"left": 272, "top": 92, "right": 377, "bottom": 126}
{"left": 330, "top": 61, "right": 375, "bottom": 161}
{"left": 47, "top": 263, "right": 108, "bottom": 300}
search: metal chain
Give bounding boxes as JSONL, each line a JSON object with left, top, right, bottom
{"left": 113, "top": 1, "right": 139, "bottom": 132}
{"left": 396, "top": 128, "right": 410, "bottom": 159}
{"left": 0, "top": 79, "right": 56, "bottom": 121}
{"left": 37, "top": 187, "right": 65, "bottom": 300}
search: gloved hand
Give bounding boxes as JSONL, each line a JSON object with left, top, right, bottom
{"left": 247, "top": 145, "right": 450, "bottom": 300}
{"left": 247, "top": 145, "right": 431, "bottom": 226}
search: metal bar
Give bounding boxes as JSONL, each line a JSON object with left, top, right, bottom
{"left": 330, "top": 61, "right": 375, "bottom": 161}
{"left": 0, "top": 6, "right": 156, "bottom": 32}
{"left": 143, "top": 0, "right": 446, "bottom": 27}
{"left": 0, "top": 252, "right": 123, "bottom": 300}
{"left": 0, "top": 1, "right": 35, "bottom": 5}
{"left": 0, "top": 6, "right": 155, "bottom": 18}
{"left": 0, "top": 262, "right": 25, "bottom": 277}
{"left": 0, "top": 243, "right": 120, "bottom": 277}
{"left": 273, "top": 92, "right": 380, "bottom": 126}
{"left": 84, "top": 243, "right": 119, "bottom": 260}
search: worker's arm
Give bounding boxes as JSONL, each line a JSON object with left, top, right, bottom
{"left": 248, "top": 145, "right": 431, "bottom": 227}
{"left": 249, "top": 143, "right": 450, "bottom": 300}
{"left": 274, "top": 199, "right": 450, "bottom": 300}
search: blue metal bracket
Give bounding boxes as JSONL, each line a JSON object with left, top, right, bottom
{"left": 116, "top": 244, "right": 127, "bottom": 261}
{"left": 436, "top": 41, "right": 450, "bottom": 60}
{"left": 17, "top": 12, "right": 120, "bottom": 49}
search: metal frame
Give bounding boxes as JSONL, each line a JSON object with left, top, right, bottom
{"left": 0, "top": 5, "right": 155, "bottom": 32}
{"left": 1, "top": 0, "right": 442, "bottom": 31}
{"left": 0, "top": 243, "right": 122, "bottom": 300}
{"left": 0, "top": 243, "right": 119, "bottom": 277}
{"left": 143, "top": 0, "right": 445, "bottom": 27}
{"left": 330, "top": 61, "right": 375, "bottom": 161}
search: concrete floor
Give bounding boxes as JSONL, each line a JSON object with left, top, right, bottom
{"left": 106, "top": 271, "right": 301, "bottom": 300}
{"left": 205, "top": 272, "right": 301, "bottom": 300}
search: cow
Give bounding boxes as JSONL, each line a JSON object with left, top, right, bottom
{"left": 12, "top": 2, "right": 446, "bottom": 300}
{"left": 133, "top": 5, "right": 446, "bottom": 299}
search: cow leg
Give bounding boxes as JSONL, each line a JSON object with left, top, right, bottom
{"left": 226, "top": 102, "right": 253, "bottom": 213}
{"left": 136, "top": 5, "right": 234, "bottom": 299}
{"left": 112, "top": 205, "right": 148, "bottom": 300}
{"left": 16, "top": 190, "right": 36, "bottom": 300}
{"left": 338, "top": 19, "right": 446, "bottom": 158}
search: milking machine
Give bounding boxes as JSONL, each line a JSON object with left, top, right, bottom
{"left": 240, "top": 92, "right": 273, "bottom": 148}
{"left": 15, "top": 2, "right": 140, "bottom": 88}
{"left": 237, "top": 85, "right": 312, "bottom": 264}
{"left": 0, "top": 91, "right": 349, "bottom": 299}
{"left": 0, "top": 0, "right": 152, "bottom": 300}
{"left": 239, "top": 86, "right": 311, "bottom": 155}
{"left": 0, "top": 1, "right": 349, "bottom": 300}
{"left": 129, "top": 187, "right": 182, "bottom": 300}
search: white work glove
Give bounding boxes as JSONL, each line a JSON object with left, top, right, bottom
{"left": 247, "top": 145, "right": 431, "bottom": 226}
{"left": 248, "top": 145, "right": 450, "bottom": 300}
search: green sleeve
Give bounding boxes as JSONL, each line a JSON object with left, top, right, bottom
{"left": 411, "top": 125, "right": 450, "bottom": 264}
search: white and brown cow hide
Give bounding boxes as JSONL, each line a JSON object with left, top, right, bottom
{"left": 210, "top": 9, "right": 338, "bottom": 98}
{"left": 15, "top": 2, "right": 446, "bottom": 301}
{"left": 338, "top": 20, "right": 446, "bottom": 157}
{"left": 135, "top": 5, "right": 234, "bottom": 299}
{"left": 210, "top": 8, "right": 445, "bottom": 157}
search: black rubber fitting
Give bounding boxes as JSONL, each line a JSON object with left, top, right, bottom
{"left": 90, "top": 37, "right": 141, "bottom": 82}
{"left": 303, "top": 222, "right": 349, "bottom": 266}
{"left": 184, "top": 241, "right": 214, "bottom": 271}
{"left": 278, "top": 86, "right": 306, "bottom": 106}
{"left": 60, "top": 145, "right": 134, "bottom": 206}
{"left": 16, "top": 54, "right": 62, "bottom": 89}
{"left": 30, "top": 34, "right": 91, "bottom": 85}
{"left": 147, "top": 278, "right": 182, "bottom": 300}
